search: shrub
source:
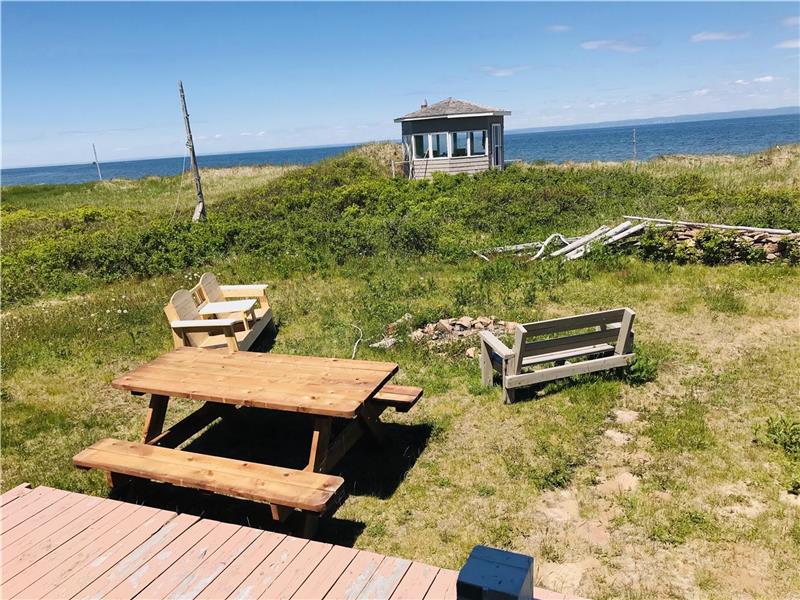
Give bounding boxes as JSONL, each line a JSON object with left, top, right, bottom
{"left": 624, "top": 345, "right": 659, "bottom": 385}
{"left": 759, "top": 415, "right": 800, "bottom": 458}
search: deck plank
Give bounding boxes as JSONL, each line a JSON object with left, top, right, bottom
{"left": 291, "top": 545, "right": 358, "bottom": 599}
{"left": 0, "top": 483, "right": 32, "bottom": 508}
{"left": 3, "top": 501, "right": 145, "bottom": 598}
{"left": 120, "top": 521, "right": 238, "bottom": 599}
{"left": 228, "top": 535, "right": 308, "bottom": 599}
{"left": 0, "top": 487, "right": 71, "bottom": 533}
{"left": 68, "top": 512, "right": 199, "bottom": 599}
{"left": 1, "top": 491, "right": 86, "bottom": 547}
{"left": 1, "top": 495, "right": 114, "bottom": 580}
{"left": 423, "top": 568, "right": 458, "bottom": 599}
{"left": 104, "top": 518, "right": 218, "bottom": 599}
{"left": 262, "top": 539, "right": 332, "bottom": 599}
{"left": 390, "top": 562, "right": 440, "bottom": 599}
{"left": 323, "top": 550, "right": 384, "bottom": 599}
{"left": 357, "top": 556, "right": 412, "bottom": 600}
{"left": 194, "top": 531, "right": 285, "bottom": 599}
{"left": 42, "top": 508, "right": 179, "bottom": 599}
{"left": 164, "top": 525, "right": 261, "bottom": 599}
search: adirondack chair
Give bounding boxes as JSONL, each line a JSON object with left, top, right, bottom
{"left": 197, "top": 272, "right": 273, "bottom": 328}
{"left": 479, "top": 308, "right": 636, "bottom": 403}
{"left": 164, "top": 289, "right": 252, "bottom": 351}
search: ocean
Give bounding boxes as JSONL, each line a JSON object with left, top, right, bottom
{"left": 3, "top": 114, "right": 798, "bottom": 187}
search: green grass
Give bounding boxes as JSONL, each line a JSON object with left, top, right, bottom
{"left": 1, "top": 145, "right": 800, "bottom": 597}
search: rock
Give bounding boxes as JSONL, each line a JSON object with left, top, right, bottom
{"left": 765, "top": 243, "right": 779, "bottom": 254}
{"left": 410, "top": 329, "right": 425, "bottom": 342}
{"left": 766, "top": 235, "right": 782, "bottom": 243}
{"left": 472, "top": 321, "right": 485, "bottom": 330}
{"left": 435, "top": 319, "right": 452, "bottom": 334}
{"left": 477, "top": 316, "right": 492, "bottom": 327}
{"left": 465, "top": 347, "right": 477, "bottom": 359}
{"left": 423, "top": 323, "right": 435, "bottom": 335}
{"left": 596, "top": 471, "right": 640, "bottom": 496}
{"left": 456, "top": 316, "right": 473, "bottom": 329}
{"left": 505, "top": 321, "right": 520, "bottom": 334}
{"left": 613, "top": 409, "right": 639, "bottom": 424}
{"left": 369, "top": 337, "right": 397, "bottom": 349}
{"left": 767, "top": 253, "right": 778, "bottom": 261}
{"left": 604, "top": 429, "right": 631, "bottom": 446}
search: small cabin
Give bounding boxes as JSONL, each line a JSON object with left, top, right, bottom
{"left": 395, "top": 98, "right": 511, "bottom": 179}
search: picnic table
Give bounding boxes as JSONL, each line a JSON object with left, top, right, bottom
{"left": 74, "top": 347, "right": 422, "bottom": 536}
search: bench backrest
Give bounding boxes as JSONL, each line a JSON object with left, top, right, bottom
{"left": 163, "top": 289, "right": 207, "bottom": 348}
{"left": 509, "top": 308, "right": 635, "bottom": 374}
{"left": 198, "top": 272, "right": 226, "bottom": 304}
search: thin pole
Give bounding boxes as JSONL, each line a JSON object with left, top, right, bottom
{"left": 178, "top": 80, "right": 207, "bottom": 222}
{"left": 92, "top": 143, "right": 103, "bottom": 180}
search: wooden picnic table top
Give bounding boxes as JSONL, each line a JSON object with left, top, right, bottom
{"left": 112, "top": 347, "right": 399, "bottom": 418}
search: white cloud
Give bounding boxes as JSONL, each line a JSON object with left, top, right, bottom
{"left": 775, "top": 39, "right": 800, "bottom": 49}
{"left": 692, "top": 88, "right": 710, "bottom": 96}
{"left": 690, "top": 31, "right": 750, "bottom": 42}
{"left": 213, "top": 134, "right": 223, "bottom": 139}
{"left": 546, "top": 24, "right": 571, "bottom": 33}
{"left": 481, "top": 65, "right": 529, "bottom": 77}
{"left": 735, "top": 75, "right": 779, "bottom": 85}
{"left": 783, "top": 16, "right": 800, "bottom": 27}
{"left": 580, "top": 40, "right": 643, "bottom": 53}
{"left": 256, "top": 131, "right": 266, "bottom": 136}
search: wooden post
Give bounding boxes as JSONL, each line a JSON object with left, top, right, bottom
{"left": 92, "top": 143, "right": 103, "bottom": 181}
{"left": 178, "top": 80, "right": 207, "bottom": 222}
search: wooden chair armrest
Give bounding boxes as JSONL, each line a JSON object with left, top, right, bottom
{"left": 170, "top": 318, "right": 237, "bottom": 332}
{"left": 479, "top": 330, "right": 514, "bottom": 359}
{"left": 219, "top": 284, "right": 269, "bottom": 298}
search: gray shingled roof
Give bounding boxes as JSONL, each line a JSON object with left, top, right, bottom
{"left": 394, "top": 98, "right": 510, "bottom": 122}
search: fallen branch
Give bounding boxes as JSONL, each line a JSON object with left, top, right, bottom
{"left": 623, "top": 215, "right": 792, "bottom": 235}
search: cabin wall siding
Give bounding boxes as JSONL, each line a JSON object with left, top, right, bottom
{"left": 409, "top": 156, "right": 490, "bottom": 178}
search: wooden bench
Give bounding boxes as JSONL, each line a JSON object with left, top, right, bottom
{"left": 372, "top": 384, "right": 423, "bottom": 413}
{"left": 479, "top": 308, "right": 636, "bottom": 403}
{"left": 73, "top": 438, "right": 343, "bottom": 536}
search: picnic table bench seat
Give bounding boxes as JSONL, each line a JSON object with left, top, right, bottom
{"left": 372, "top": 384, "right": 423, "bottom": 413}
{"left": 480, "top": 307, "right": 636, "bottom": 403}
{"left": 74, "top": 438, "right": 343, "bottom": 536}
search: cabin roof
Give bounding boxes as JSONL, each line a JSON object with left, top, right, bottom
{"left": 394, "top": 97, "right": 511, "bottom": 122}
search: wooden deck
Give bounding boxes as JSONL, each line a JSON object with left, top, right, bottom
{"left": 0, "top": 484, "right": 582, "bottom": 600}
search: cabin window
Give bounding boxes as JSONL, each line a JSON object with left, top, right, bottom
{"left": 431, "top": 133, "right": 448, "bottom": 158}
{"left": 452, "top": 132, "right": 468, "bottom": 157}
{"left": 470, "top": 130, "right": 487, "bottom": 156}
{"left": 413, "top": 134, "right": 429, "bottom": 159}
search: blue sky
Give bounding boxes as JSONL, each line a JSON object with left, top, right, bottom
{"left": 2, "top": 2, "right": 798, "bottom": 168}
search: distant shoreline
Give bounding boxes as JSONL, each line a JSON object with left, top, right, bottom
{"left": 3, "top": 113, "right": 799, "bottom": 187}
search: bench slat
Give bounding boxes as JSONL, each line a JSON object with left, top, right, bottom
{"left": 372, "top": 385, "right": 422, "bottom": 413}
{"left": 73, "top": 439, "right": 343, "bottom": 513}
{"left": 521, "top": 343, "right": 615, "bottom": 367}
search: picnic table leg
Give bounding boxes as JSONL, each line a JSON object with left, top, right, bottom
{"left": 306, "top": 417, "right": 332, "bottom": 472}
{"left": 359, "top": 402, "right": 388, "bottom": 446}
{"left": 142, "top": 394, "right": 169, "bottom": 444}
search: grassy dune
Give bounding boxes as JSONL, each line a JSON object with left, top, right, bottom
{"left": 1, "top": 145, "right": 799, "bottom": 598}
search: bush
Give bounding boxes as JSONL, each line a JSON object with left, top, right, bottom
{"left": 758, "top": 415, "right": 800, "bottom": 458}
